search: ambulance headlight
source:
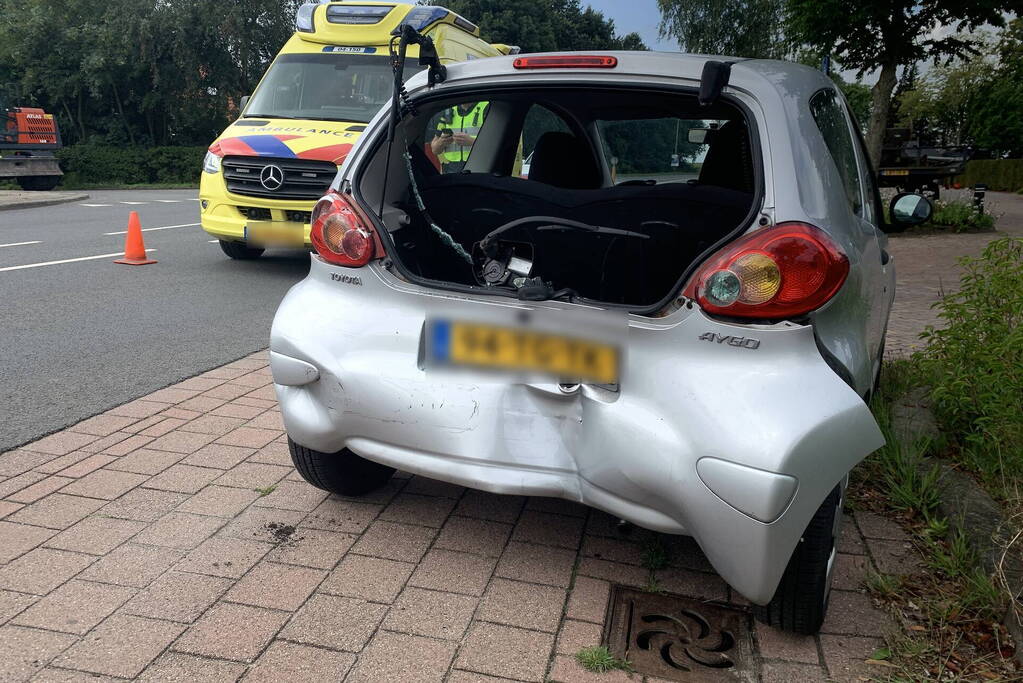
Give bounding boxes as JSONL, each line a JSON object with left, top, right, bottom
{"left": 202, "top": 150, "right": 222, "bottom": 174}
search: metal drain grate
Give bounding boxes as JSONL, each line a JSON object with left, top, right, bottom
{"left": 603, "top": 586, "right": 756, "bottom": 682}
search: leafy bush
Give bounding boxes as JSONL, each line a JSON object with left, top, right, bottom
{"left": 56, "top": 145, "right": 205, "bottom": 186}
{"left": 956, "top": 159, "right": 1023, "bottom": 193}
{"left": 927, "top": 199, "right": 996, "bottom": 232}
{"left": 916, "top": 238, "right": 1023, "bottom": 494}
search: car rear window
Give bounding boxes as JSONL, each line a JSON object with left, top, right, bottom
{"left": 809, "top": 89, "right": 862, "bottom": 216}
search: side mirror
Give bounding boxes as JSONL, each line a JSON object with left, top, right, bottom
{"left": 889, "top": 192, "right": 933, "bottom": 227}
{"left": 239, "top": 95, "right": 250, "bottom": 111}
{"left": 688, "top": 128, "right": 709, "bottom": 144}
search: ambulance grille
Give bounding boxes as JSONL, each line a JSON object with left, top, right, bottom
{"left": 222, "top": 156, "right": 337, "bottom": 200}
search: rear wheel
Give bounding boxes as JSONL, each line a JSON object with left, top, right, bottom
{"left": 753, "top": 483, "right": 843, "bottom": 634}
{"left": 219, "top": 239, "right": 264, "bottom": 260}
{"left": 288, "top": 438, "right": 395, "bottom": 496}
{"left": 17, "top": 175, "right": 61, "bottom": 191}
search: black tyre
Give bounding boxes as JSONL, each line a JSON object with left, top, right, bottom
{"left": 753, "top": 484, "right": 842, "bottom": 634}
{"left": 288, "top": 438, "right": 395, "bottom": 496}
{"left": 17, "top": 175, "right": 61, "bottom": 191}
{"left": 219, "top": 239, "right": 264, "bottom": 260}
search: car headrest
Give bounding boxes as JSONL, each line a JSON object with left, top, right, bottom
{"left": 528, "top": 131, "right": 602, "bottom": 190}
{"left": 698, "top": 120, "right": 754, "bottom": 193}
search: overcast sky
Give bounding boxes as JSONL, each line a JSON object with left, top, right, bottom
{"left": 583, "top": 0, "right": 679, "bottom": 52}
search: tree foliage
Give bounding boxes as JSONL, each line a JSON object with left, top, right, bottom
{"left": 656, "top": 0, "right": 786, "bottom": 59}
{"left": 426, "top": 0, "right": 646, "bottom": 53}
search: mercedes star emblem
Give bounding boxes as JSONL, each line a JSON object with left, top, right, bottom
{"left": 260, "top": 164, "right": 284, "bottom": 191}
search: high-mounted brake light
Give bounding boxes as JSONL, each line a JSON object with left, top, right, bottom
{"left": 683, "top": 222, "right": 849, "bottom": 319}
{"left": 513, "top": 55, "right": 617, "bottom": 69}
{"left": 310, "top": 191, "right": 383, "bottom": 267}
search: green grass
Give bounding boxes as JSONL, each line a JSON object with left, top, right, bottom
{"left": 574, "top": 646, "right": 631, "bottom": 674}
{"left": 640, "top": 539, "right": 670, "bottom": 571}
{"left": 253, "top": 485, "right": 277, "bottom": 497}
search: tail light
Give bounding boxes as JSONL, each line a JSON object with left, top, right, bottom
{"left": 683, "top": 222, "right": 849, "bottom": 319}
{"left": 310, "top": 191, "right": 383, "bottom": 267}
{"left": 513, "top": 55, "right": 617, "bottom": 69}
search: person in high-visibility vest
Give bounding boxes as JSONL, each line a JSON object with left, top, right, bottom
{"left": 430, "top": 102, "right": 488, "bottom": 173}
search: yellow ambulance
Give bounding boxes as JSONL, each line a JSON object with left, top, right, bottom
{"left": 200, "top": 2, "right": 507, "bottom": 259}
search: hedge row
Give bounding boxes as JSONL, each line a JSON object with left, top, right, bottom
{"left": 954, "top": 159, "right": 1023, "bottom": 193}
{"left": 56, "top": 145, "right": 206, "bottom": 185}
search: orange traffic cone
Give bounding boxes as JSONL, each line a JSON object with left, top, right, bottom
{"left": 114, "top": 211, "right": 157, "bottom": 265}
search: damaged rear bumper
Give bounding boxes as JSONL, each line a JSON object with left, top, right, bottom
{"left": 271, "top": 258, "right": 884, "bottom": 603}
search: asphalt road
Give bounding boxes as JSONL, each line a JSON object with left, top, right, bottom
{"left": 0, "top": 190, "right": 311, "bottom": 452}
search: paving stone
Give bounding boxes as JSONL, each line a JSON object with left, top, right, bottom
{"left": 383, "top": 586, "right": 478, "bottom": 639}
{"left": 6, "top": 476, "right": 76, "bottom": 506}
{"left": 0, "top": 500, "right": 22, "bottom": 518}
{"left": 266, "top": 528, "right": 355, "bottom": 569}
{"left": 203, "top": 385, "right": 253, "bottom": 402}
{"left": 133, "top": 511, "right": 224, "bottom": 549}
{"left": 867, "top": 538, "right": 923, "bottom": 576}
{"left": 479, "top": 577, "right": 566, "bottom": 632}
{"left": 29, "top": 668, "right": 121, "bottom": 682}
{"left": 176, "top": 394, "right": 230, "bottom": 413}
{"left": 512, "top": 509, "right": 586, "bottom": 549}
{"left": 434, "top": 516, "right": 513, "bottom": 558}
{"left": 99, "top": 434, "right": 155, "bottom": 456}
{"left": 455, "top": 621, "right": 555, "bottom": 682}
{"left": 401, "top": 475, "right": 465, "bottom": 498}
{"left": 654, "top": 567, "right": 730, "bottom": 601}
{"left": 145, "top": 430, "right": 219, "bottom": 454}
{"left": 220, "top": 506, "right": 305, "bottom": 543}
{"left": 664, "top": 535, "right": 716, "bottom": 573}
{"left": 581, "top": 535, "right": 646, "bottom": 566}
{"left": 174, "top": 602, "right": 287, "bottom": 662}
{"left": 760, "top": 661, "right": 829, "bottom": 682}
{"left": 566, "top": 576, "right": 610, "bottom": 624}
{"left": 379, "top": 492, "right": 457, "bottom": 528}
{"left": 0, "top": 546, "right": 95, "bottom": 594}
{"left": 280, "top": 594, "right": 386, "bottom": 651}
{"left": 137, "top": 652, "right": 245, "bottom": 682}
{"left": 176, "top": 485, "right": 259, "bottom": 517}
{"left": 0, "top": 449, "right": 56, "bottom": 476}
{"left": 174, "top": 375, "right": 229, "bottom": 392}
{"left": 106, "top": 448, "right": 187, "bottom": 475}
{"left": 834, "top": 552, "right": 870, "bottom": 590}
{"left": 0, "top": 589, "right": 37, "bottom": 624}
{"left": 22, "top": 431, "right": 100, "bottom": 456}
{"left": 211, "top": 402, "right": 265, "bottom": 419}
{"left": 242, "top": 385, "right": 277, "bottom": 401}
{"left": 447, "top": 670, "right": 519, "bottom": 683}
{"left": 0, "top": 520, "right": 57, "bottom": 562}
{"left": 838, "top": 518, "right": 867, "bottom": 554}
{"left": 160, "top": 407, "right": 202, "bottom": 421}
{"left": 122, "top": 571, "right": 232, "bottom": 622}
{"left": 147, "top": 387, "right": 203, "bottom": 404}
{"left": 201, "top": 365, "right": 248, "bottom": 380}
{"left": 177, "top": 414, "right": 246, "bottom": 436}
{"left": 180, "top": 443, "right": 254, "bottom": 470}
{"left": 246, "top": 640, "right": 355, "bottom": 683}
{"left": 0, "top": 625, "right": 77, "bottom": 682}
{"left": 526, "top": 496, "right": 589, "bottom": 517}
{"left": 455, "top": 490, "right": 525, "bottom": 524}
{"left": 252, "top": 480, "right": 328, "bottom": 512}
{"left": 144, "top": 464, "right": 221, "bottom": 494}
{"left": 243, "top": 410, "right": 285, "bottom": 431}
{"left": 496, "top": 541, "right": 577, "bottom": 588}
{"left": 576, "top": 557, "right": 649, "bottom": 588}
{"left": 820, "top": 634, "right": 886, "bottom": 682}
{"left": 233, "top": 371, "right": 272, "bottom": 388}
{"left": 79, "top": 543, "right": 182, "bottom": 588}
{"left": 548, "top": 656, "right": 634, "bottom": 683}
{"left": 55, "top": 454, "right": 116, "bottom": 478}
{"left": 215, "top": 426, "right": 281, "bottom": 449}
{"left": 320, "top": 554, "right": 414, "bottom": 603}
{"left": 213, "top": 462, "right": 289, "bottom": 489}
{"left": 138, "top": 418, "right": 188, "bottom": 437}
{"left": 44, "top": 516, "right": 145, "bottom": 555}
{"left": 301, "top": 496, "right": 382, "bottom": 534}
{"left": 556, "top": 619, "right": 603, "bottom": 655}
{"left": 821, "top": 590, "right": 889, "bottom": 636}
{"left": 54, "top": 614, "right": 185, "bottom": 677}
{"left": 409, "top": 548, "right": 496, "bottom": 596}
{"left": 756, "top": 623, "right": 820, "bottom": 664}
{"left": 855, "top": 511, "right": 909, "bottom": 542}
{"left": 69, "top": 414, "right": 139, "bottom": 437}
{"left": 347, "top": 631, "right": 458, "bottom": 683}
{"left": 6, "top": 492, "right": 105, "bottom": 531}
{"left": 78, "top": 431, "right": 133, "bottom": 454}
{"left": 223, "top": 561, "right": 325, "bottom": 611}
{"left": 0, "top": 472, "right": 57, "bottom": 502}
{"left": 13, "top": 579, "right": 134, "bottom": 635}
{"left": 248, "top": 440, "right": 291, "bottom": 466}
{"left": 33, "top": 452, "right": 91, "bottom": 475}
{"left": 175, "top": 536, "right": 273, "bottom": 579}
{"left": 59, "top": 469, "right": 147, "bottom": 500}
{"left": 99, "top": 488, "right": 187, "bottom": 522}
{"left": 351, "top": 520, "right": 436, "bottom": 563}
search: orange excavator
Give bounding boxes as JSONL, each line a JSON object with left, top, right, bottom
{"left": 1, "top": 105, "right": 63, "bottom": 190}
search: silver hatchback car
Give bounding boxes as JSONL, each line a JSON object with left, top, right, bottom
{"left": 270, "top": 50, "right": 932, "bottom": 633}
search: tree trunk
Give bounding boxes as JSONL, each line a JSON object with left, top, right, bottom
{"left": 112, "top": 82, "right": 136, "bottom": 147}
{"left": 864, "top": 61, "right": 899, "bottom": 169}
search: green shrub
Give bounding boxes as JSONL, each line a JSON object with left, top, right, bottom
{"left": 927, "top": 199, "right": 996, "bottom": 232}
{"left": 915, "top": 238, "right": 1023, "bottom": 495}
{"left": 955, "top": 159, "right": 1023, "bottom": 193}
{"left": 56, "top": 145, "right": 205, "bottom": 185}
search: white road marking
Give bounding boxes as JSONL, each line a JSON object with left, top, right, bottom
{"left": 103, "top": 222, "right": 200, "bottom": 236}
{"left": 81, "top": 203, "right": 112, "bottom": 207}
{"left": 208, "top": 240, "right": 218, "bottom": 243}
{"left": 119, "top": 201, "right": 149, "bottom": 205}
{"left": 0, "top": 249, "right": 156, "bottom": 273}
{"left": 187, "top": 198, "right": 200, "bottom": 201}
{"left": 0, "top": 241, "right": 42, "bottom": 248}
{"left": 155, "top": 200, "right": 181, "bottom": 203}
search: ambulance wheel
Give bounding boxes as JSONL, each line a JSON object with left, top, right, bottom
{"left": 17, "top": 175, "right": 60, "bottom": 191}
{"left": 219, "top": 240, "right": 264, "bottom": 260}
{"left": 288, "top": 438, "right": 395, "bottom": 496}
{"left": 753, "top": 484, "right": 842, "bottom": 635}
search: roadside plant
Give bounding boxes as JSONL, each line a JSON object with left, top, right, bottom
{"left": 574, "top": 646, "right": 632, "bottom": 674}
{"left": 926, "top": 199, "right": 997, "bottom": 233}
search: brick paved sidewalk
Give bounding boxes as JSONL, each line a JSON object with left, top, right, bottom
{"left": 0, "top": 352, "right": 920, "bottom": 682}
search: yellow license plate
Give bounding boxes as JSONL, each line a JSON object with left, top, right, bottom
{"left": 436, "top": 321, "right": 619, "bottom": 384}
{"left": 245, "top": 221, "right": 304, "bottom": 247}
{"left": 882, "top": 169, "right": 910, "bottom": 176}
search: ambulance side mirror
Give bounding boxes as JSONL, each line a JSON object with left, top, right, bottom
{"left": 239, "top": 95, "right": 250, "bottom": 112}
